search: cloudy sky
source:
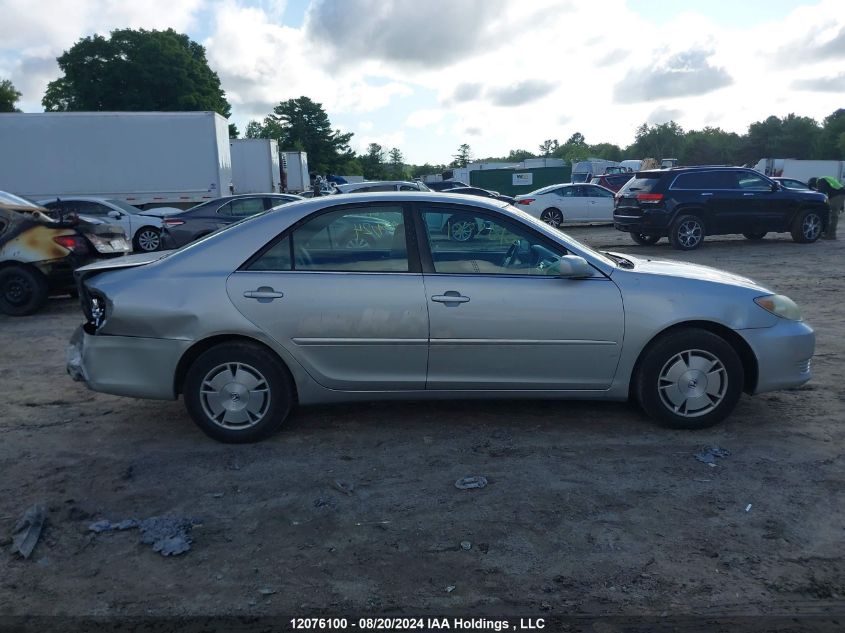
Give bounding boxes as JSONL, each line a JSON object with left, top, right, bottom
{"left": 1, "top": 0, "right": 843, "bottom": 164}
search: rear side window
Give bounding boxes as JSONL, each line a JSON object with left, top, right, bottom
{"left": 671, "top": 171, "right": 732, "bottom": 189}
{"left": 620, "top": 177, "right": 660, "bottom": 193}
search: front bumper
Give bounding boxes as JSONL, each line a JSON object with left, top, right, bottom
{"left": 67, "top": 326, "right": 190, "bottom": 400}
{"left": 739, "top": 319, "right": 815, "bottom": 394}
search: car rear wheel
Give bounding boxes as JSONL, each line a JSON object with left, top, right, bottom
{"left": 742, "top": 231, "right": 767, "bottom": 240}
{"left": 134, "top": 227, "right": 161, "bottom": 252}
{"left": 630, "top": 232, "right": 661, "bottom": 245}
{"left": 448, "top": 217, "right": 477, "bottom": 242}
{"left": 635, "top": 328, "right": 743, "bottom": 430}
{"left": 540, "top": 208, "right": 564, "bottom": 228}
{"left": 184, "top": 342, "right": 294, "bottom": 443}
{"left": 0, "top": 265, "right": 49, "bottom": 316}
{"left": 669, "top": 214, "right": 705, "bottom": 250}
{"left": 790, "top": 209, "right": 823, "bottom": 243}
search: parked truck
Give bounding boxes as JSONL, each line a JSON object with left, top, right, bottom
{"left": 571, "top": 159, "right": 622, "bottom": 183}
{"left": 754, "top": 158, "right": 845, "bottom": 183}
{"left": 230, "top": 138, "right": 281, "bottom": 193}
{"left": 0, "top": 111, "right": 233, "bottom": 209}
{"left": 281, "top": 151, "right": 310, "bottom": 193}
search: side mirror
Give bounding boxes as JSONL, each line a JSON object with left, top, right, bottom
{"left": 108, "top": 210, "right": 122, "bottom": 218}
{"left": 558, "top": 255, "right": 593, "bottom": 278}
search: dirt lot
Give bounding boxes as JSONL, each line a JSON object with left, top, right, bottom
{"left": 1, "top": 226, "right": 843, "bottom": 620}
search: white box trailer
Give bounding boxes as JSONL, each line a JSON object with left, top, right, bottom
{"left": 281, "top": 151, "right": 309, "bottom": 193}
{"left": 571, "top": 159, "right": 622, "bottom": 182}
{"left": 0, "top": 111, "right": 233, "bottom": 208}
{"left": 754, "top": 158, "right": 845, "bottom": 183}
{"left": 230, "top": 138, "right": 281, "bottom": 193}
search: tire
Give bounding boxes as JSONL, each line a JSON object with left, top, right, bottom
{"left": 742, "top": 231, "right": 767, "bottom": 240}
{"left": 0, "top": 265, "right": 49, "bottom": 316}
{"left": 669, "top": 214, "right": 705, "bottom": 250}
{"left": 183, "top": 342, "right": 294, "bottom": 443}
{"left": 790, "top": 209, "right": 823, "bottom": 243}
{"left": 133, "top": 227, "right": 161, "bottom": 252}
{"left": 448, "top": 216, "right": 478, "bottom": 242}
{"left": 635, "top": 328, "right": 743, "bottom": 430}
{"left": 540, "top": 208, "right": 564, "bottom": 229}
{"left": 630, "top": 232, "right": 661, "bottom": 245}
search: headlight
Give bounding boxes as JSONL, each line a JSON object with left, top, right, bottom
{"left": 754, "top": 294, "right": 802, "bottom": 321}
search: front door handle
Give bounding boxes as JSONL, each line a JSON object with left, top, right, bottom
{"left": 432, "top": 291, "right": 470, "bottom": 304}
{"left": 700, "top": 192, "right": 714, "bottom": 196}
{"left": 243, "top": 287, "right": 284, "bottom": 302}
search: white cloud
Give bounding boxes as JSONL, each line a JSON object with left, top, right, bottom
{"left": 406, "top": 109, "right": 444, "bottom": 128}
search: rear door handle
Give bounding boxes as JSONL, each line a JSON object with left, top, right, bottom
{"left": 431, "top": 292, "right": 470, "bottom": 304}
{"left": 244, "top": 287, "right": 284, "bottom": 302}
{"left": 743, "top": 193, "right": 755, "bottom": 196}
{"left": 700, "top": 192, "right": 714, "bottom": 196}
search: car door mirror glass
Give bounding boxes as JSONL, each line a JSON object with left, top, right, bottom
{"left": 558, "top": 255, "right": 592, "bottom": 278}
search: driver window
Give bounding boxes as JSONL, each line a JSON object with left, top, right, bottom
{"left": 420, "top": 207, "right": 565, "bottom": 276}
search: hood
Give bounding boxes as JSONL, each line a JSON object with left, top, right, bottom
{"left": 611, "top": 252, "right": 771, "bottom": 293}
{"left": 138, "top": 206, "right": 185, "bottom": 217}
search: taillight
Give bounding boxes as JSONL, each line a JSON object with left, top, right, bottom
{"left": 636, "top": 193, "right": 664, "bottom": 202}
{"left": 53, "top": 235, "right": 85, "bottom": 251}
{"left": 517, "top": 198, "right": 535, "bottom": 205}
{"left": 163, "top": 218, "right": 185, "bottom": 227}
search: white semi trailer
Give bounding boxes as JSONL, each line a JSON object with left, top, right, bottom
{"left": 230, "top": 138, "right": 281, "bottom": 193}
{"left": 0, "top": 111, "right": 233, "bottom": 209}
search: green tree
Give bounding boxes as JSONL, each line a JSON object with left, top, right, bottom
{"left": 387, "top": 147, "right": 406, "bottom": 180}
{"left": 360, "top": 143, "right": 387, "bottom": 180}
{"left": 0, "top": 78, "right": 22, "bottom": 112}
{"left": 42, "top": 29, "right": 232, "bottom": 121}
{"left": 228, "top": 123, "right": 239, "bottom": 139}
{"left": 539, "top": 139, "right": 559, "bottom": 156}
{"left": 587, "top": 142, "right": 623, "bottom": 162}
{"left": 249, "top": 97, "right": 354, "bottom": 174}
{"left": 450, "top": 143, "right": 472, "bottom": 168}
{"left": 551, "top": 132, "right": 590, "bottom": 162}
{"left": 817, "top": 109, "right": 845, "bottom": 159}
{"left": 506, "top": 149, "right": 536, "bottom": 162}
{"left": 627, "top": 122, "right": 685, "bottom": 161}
{"left": 680, "top": 127, "right": 742, "bottom": 165}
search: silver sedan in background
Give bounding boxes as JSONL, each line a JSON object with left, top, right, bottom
{"left": 67, "top": 193, "right": 814, "bottom": 443}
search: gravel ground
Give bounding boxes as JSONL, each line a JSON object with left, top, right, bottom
{"left": 0, "top": 226, "right": 843, "bottom": 619}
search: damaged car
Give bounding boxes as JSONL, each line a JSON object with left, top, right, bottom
{"left": 1, "top": 191, "right": 130, "bottom": 316}
{"left": 68, "top": 193, "right": 814, "bottom": 443}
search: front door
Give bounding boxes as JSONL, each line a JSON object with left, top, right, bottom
{"left": 417, "top": 205, "right": 625, "bottom": 391}
{"left": 227, "top": 203, "right": 429, "bottom": 390}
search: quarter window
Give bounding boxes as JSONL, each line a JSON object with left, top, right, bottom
{"left": 420, "top": 208, "right": 565, "bottom": 276}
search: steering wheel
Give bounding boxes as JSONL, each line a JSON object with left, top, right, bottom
{"left": 502, "top": 240, "right": 524, "bottom": 268}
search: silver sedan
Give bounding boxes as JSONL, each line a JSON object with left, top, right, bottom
{"left": 67, "top": 193, "right": 815, "bottom": 443}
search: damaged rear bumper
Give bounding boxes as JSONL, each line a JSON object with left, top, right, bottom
{"left": 66, "top": 326, "right": 189, "bottom": 400}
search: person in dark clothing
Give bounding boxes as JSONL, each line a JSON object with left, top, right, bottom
{"left": 809, "top": 176, "right": 843, "bottom": 240}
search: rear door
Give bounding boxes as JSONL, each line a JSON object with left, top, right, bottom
{"left": 227, "top": 202, "right": 429, "bottom": 390}
{"left": 582, "top": 185, "right": 615, "bottom": 221}
{"left": 555, "top": 186, "right": 589, "bottom": 221}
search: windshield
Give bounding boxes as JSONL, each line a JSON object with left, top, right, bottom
{"left": 571, "top": 172, "right": 590, "bottom": 183}
{"left": 105, "top": 199, "right": 144, "bottom": 214}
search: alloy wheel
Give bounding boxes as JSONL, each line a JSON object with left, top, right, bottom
{"left": 802, "top": 213, "right": 822, "bottom": 241}
{"left": 540, "top": 209, "right": 563, "bottom": 228}
{"left": 450, "top": 220, "right": 475, "bottom": 241}
{"left": 136, "top": 229, "right": 160, "bottom": 251}
{"left": 677, "top": 220, "right": 703, "bottom": 248}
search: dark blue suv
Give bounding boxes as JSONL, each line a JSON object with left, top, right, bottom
{"left": 613, "top": 167, "right": 830, "bottom": 250}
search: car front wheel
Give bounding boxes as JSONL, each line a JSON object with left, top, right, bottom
{"left": 635, "top": 328, "right": 743, "bottom": 429}
{"left": 790, "top": 209, "right": 823, "bottom": 243}
{"left": 134, "top": 227, "right": 161, "bottom": 252}
{"left": 669, "top": 214, "right": 705, "bottom": 250}
{"left": 0, "top": 265, "right": 49, "bottom": 316}
{"left": 183, "top": 341, "right": 294, "bottom": 443}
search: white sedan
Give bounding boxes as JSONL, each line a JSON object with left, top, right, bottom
{"left": 513, "top": 183, "right": 615, "bottom": 227}
{"left": 39, "top": 197, "right": 165, "bottom": 252}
